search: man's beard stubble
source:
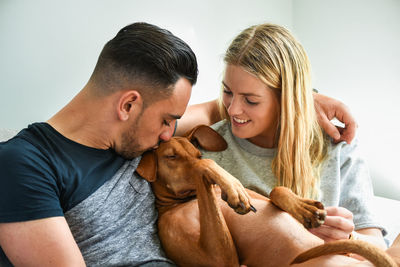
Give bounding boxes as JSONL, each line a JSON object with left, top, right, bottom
{"left": 119, "top": 109, "right": 146, "bottom": 159}
{"left": 118, "top": 108, "right": 159, "bottom": 159}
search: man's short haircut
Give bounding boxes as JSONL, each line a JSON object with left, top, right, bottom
{"left": 90, "top": 22, "right": 198, "bottom": 104}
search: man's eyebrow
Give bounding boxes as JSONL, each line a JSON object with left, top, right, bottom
{"left": 167, "top": 113, "right": 182, "bottom": 120}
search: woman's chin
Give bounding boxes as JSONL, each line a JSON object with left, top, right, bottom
{"left": 231, "top": 128, "right": 250, "bottom": 139}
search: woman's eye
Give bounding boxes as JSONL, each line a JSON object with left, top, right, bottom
{"left": 246, "top": 98, "right": 258, "bottom": 105}
{"left": 163, "top": 120, "right": 171, "bottom": 126}
{"left": 223, "top": 89, "right": 232, "bottom": 95}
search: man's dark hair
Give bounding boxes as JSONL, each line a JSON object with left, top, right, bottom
{"left": 89, "top": 22, "right": 198, "bottom": 103}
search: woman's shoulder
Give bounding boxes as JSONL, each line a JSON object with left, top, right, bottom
{"left": 326, "top": 136, "right": 361, "bottom": 155}
{"left": 323, "top": 136, "right": 366, "bottom": 169}
{"left": 210, "top": 120, "right": 231, "bottom": 136}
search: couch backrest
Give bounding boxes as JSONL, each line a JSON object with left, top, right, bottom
{"left": 0, "top": 129, "right": 19, "bottom": 142}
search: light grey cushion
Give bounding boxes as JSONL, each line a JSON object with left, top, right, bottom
{"left": 371, "top": 196, "right": 400, "bottom": 246}
{"left": 0, "top": 129, "right": 18, "bottom": 142}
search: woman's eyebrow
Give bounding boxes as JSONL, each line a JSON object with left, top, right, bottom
{"left": 222, "top": 81, "right": 261, "bottom": 97}
{"left": 222, "top": 81, "right": 230, "bottom": 90}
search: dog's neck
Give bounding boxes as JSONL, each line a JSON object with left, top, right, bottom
{"left": 151, "top": 181, "right": 197, "bottom": 215}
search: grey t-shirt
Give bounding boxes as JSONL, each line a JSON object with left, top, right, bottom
{"left": 0, "top": 123, "right": 174, "bottom": 266}
{"left": 65, "top": 158, "right": 174, "bottom": 266}
{"left": 202, "top": 120, "right": 385, "bottom": 233}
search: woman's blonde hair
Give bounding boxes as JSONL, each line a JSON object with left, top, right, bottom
{"left": 219, "top": 23, "right": 328, "bottom": 199}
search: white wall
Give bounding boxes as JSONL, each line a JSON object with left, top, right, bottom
{"left": 293, "top": 0, "right": 400, "bottom": 200}
{"left": 0, "top": 0, "right": 292, "bottom": 130}
{"left": 1, "top": 0, "right": 399, "bottom": 200}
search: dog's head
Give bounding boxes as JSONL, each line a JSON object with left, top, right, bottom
{"left": 136, "top": 125, "right": 227, "bottom": 197}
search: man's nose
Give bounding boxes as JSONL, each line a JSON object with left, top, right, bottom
{"left": 159, "top": 124, "right": 175, "bottom": 141}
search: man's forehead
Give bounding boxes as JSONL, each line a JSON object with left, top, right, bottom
{"left": 147, "top": 95, "right": 184, "bottom": 114}
{"left": 163, "top": 93, "right": 190, "bottom": 116}
{"left": 147, "top": 78, "right": 191, "bottom": 115}
{"left": 156, "top": 98, "right": 186, "bottom": 117}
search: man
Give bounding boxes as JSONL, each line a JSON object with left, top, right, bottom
{"left": 0, "top": 22, "right": 356, "bottom": 266}
{"left": 0, "top": 22, "right": 197, "bottom": 266}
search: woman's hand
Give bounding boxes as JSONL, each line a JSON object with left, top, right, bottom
{"left": 308, "top": 206, "right": 354, "bottom": 242}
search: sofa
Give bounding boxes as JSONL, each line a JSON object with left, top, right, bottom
{"left": 0, "top": 128, "right": 399, "bottom": 246}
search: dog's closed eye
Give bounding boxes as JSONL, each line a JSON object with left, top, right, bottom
{"left": 163, "top": 148, "right": 177, "bottom": 159}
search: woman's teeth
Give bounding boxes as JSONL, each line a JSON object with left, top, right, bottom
{"left": 233, "top": 117, "right": 249, "bottom": 124}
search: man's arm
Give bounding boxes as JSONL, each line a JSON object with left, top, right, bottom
{"left": 0, "top": 217, "right": 86, "bottom": 267}
{"left": 175, "top": 99, "right": 221, "bottom": 136}
{"left": 313, "top": 92, "right": 357, "bottom": 144}
{"left": 177, "top": 94, "right": 357, "bottom": 143}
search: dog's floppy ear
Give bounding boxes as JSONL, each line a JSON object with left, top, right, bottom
{"left": 136, "top": 151, "right": 157, "bottom": 182}
{"left": 185, "top": 125, "right": 227, "bottom": 151}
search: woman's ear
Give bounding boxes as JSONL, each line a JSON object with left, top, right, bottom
{"left": 117, "top": 90, "right": 142, "bottom": 121}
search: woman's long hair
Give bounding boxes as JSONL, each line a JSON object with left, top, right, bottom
{"left": 219, "top": 23, "right": 328, "bottom": 199}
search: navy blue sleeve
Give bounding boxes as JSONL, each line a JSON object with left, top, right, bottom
{"left": 0, "top": 138, "right": 63, "bottom": 222}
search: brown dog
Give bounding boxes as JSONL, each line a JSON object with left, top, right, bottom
{"left": 136, "top": 125, "right": 400, "bottom": 267}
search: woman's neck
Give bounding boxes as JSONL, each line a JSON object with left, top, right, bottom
{"left": 247, "top": 129, "right": 278, "bottom": 148}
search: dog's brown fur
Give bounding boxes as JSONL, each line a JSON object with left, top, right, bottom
{"left": 136, "top": 125, "right": 400, "bottom": 267}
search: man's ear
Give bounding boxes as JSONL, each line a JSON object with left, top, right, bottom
{"left": 136, "top": 151, "right": 157, "bottom": 182}
{"left": 117, "top": 90, "right": 142, "bottom": 121}
{"left": 185, "top": 125, "right": 227, "bottom": 152}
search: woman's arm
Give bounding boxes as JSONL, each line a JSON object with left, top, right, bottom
{"left": 309, "top": 135, "right": 386, "bottom": 250}
{"left": 355, "top": 228, "right": 387, "bottom": 249}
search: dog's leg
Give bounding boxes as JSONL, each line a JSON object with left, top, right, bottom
{"left": 269, "top": 186, "right": 326, "bottom": 229}
{"left": 195, "top": 171, "right": 240, "bottom": 267}
{"left": 189, "top": 158, "right": 256, "bottom": 266}
{"left": 157, "top": 159, "right": 243, "bottom": 267}
{"left": 197, "top": 159, "right": 253, "bottom": 215}
{"left": 156, "top": 183, "right": 240, "bottom": 267}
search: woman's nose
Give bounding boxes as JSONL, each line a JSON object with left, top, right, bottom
{"left": 227, "top": 97, "right": 242, "bottom": 116}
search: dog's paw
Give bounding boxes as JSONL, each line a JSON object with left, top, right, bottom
{"left": 269, "top": 187, "right": 326, "bottom": 229}
{"left": 202, "top": 159, "right": 256, "bottom": 215}
{"left": 294, "top": 199, "right": 326, "bottom": 229}
{"left": 221, "top": 191, "right": 257, "bottom": 215}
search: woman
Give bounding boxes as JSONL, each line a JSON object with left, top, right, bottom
{"left": 179, "top": 23, "right": 386, "bottom": 249}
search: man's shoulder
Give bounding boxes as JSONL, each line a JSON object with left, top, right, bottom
{"left": 1, "top": 122, "right": 51, "bottom": 150}
{"left": 0, "top": 130, "right": 64, "bottom": 223}
{"left": 0, "top": 122, "right": 126, "bottom": 218}
{"left": 0, "top": 123, "right": 60, "bottom": 168}
{"left": 0, "top": 132, "right": 43, "bottom": 166}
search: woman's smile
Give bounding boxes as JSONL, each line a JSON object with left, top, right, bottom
{"left": 232, "top": 117, "right": 250, "bottom": 125}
